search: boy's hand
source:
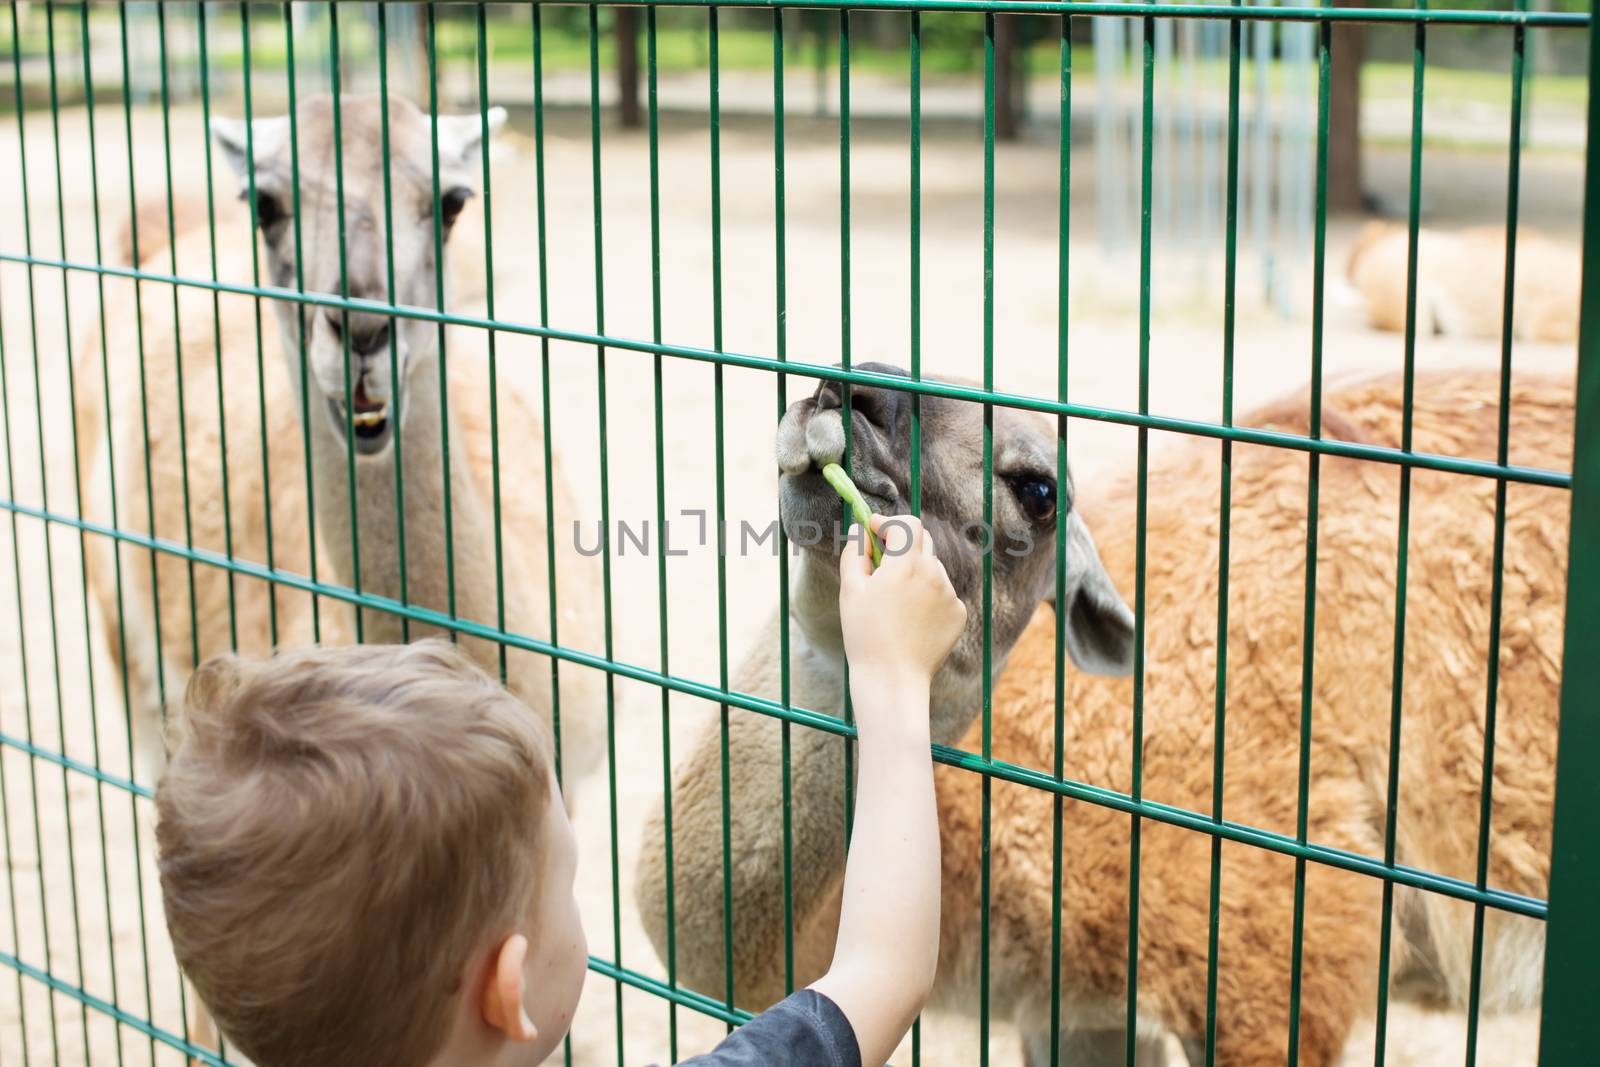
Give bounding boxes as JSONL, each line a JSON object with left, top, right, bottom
{"left": 839, "top": 514, "right": 966, "bottom": 688}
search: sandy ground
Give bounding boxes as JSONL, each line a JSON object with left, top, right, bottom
{"left": 0, "top": 90, "right": 1579, "bottom": 1067}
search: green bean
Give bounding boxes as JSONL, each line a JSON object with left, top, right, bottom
{"left": 822, "top": 462, "right": 884, "bottom": 567}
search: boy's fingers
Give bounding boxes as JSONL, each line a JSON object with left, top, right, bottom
{"left": 872, "top": 513, "right": 925, "bottom": 560}
{"left": 840, "top": 530, "right": 874, "bottom": 582}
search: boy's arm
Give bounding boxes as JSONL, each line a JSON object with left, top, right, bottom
{"left": 809, "top": 515, "right": 966, "bottom": 1067}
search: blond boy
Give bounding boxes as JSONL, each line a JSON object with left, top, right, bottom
{"left": 158, "top": 515, "right": 964, "bottom": 1067}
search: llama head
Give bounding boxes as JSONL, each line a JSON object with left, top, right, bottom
{"left": 210, "top": 94, "right": 504, "bottom": 458}
{"left": 776, "top": 364, "right": 1134, "bottom": 739}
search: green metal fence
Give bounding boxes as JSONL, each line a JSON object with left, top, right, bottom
{"left": 0, "top": 1, "right": 1595, "bottom": 1065}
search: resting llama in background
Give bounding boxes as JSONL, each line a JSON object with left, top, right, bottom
{"left": 1346, "top": 221, "right": 1578, "bottom": 344}
{"left": 640, "top": 367, "right": 1567, "bottom": 1066}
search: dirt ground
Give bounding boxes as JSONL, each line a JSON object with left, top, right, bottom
{"left": 0, "top": 93, "right": 1578, "bottom": 1066}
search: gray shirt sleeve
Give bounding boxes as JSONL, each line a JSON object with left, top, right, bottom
{"left": 669, "top": 989, "right": 861, "bottom": 1067}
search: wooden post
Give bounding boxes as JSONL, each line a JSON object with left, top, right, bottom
{"left": 1328, "top": 12, "right": 1365, "bottom": 212}
{"left": 995, "top": 15, "right": 1021, "bottom": 141}
{"left": 617, "top": 7, "right": 641, "bottom": 128}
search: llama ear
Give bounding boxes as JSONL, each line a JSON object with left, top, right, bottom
{"left": 435, "top": 107, "right": 507, "bottom": 172}
{"left": 209, "top": 115, "right": 290, "bottom": 186}
{"left": 1057, "top": 511, "right": 1136, "bottom": 677}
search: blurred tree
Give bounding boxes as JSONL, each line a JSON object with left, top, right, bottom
{"left": 617, "top": 6, "right": 641, "bottom": 128}
{"left": 995, "top": 15, "right": 1022, "bottom": 141}
{"left": 1331, "top": 8, "right": 1366, "bottom": 212}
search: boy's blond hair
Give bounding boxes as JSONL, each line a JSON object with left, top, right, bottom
{"left": 156, "top": 640, "right": 552, "bottom": 1067}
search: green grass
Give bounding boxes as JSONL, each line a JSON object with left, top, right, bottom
{"left": 1365, "top": 57, "right": 1588, "bottom": 108}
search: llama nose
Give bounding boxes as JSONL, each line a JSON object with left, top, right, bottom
{"left": 813, "top": 363, "right": 909, "bottom": 435}
{"left": 326, "top": 310, "right": 391, "bottom": 357}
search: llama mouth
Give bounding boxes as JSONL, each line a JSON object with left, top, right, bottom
{"left": 779, "top": 467, "right": 897, "bottom": 558}
{"left": 327, "top": 384, "right": 393, "bottom": 457}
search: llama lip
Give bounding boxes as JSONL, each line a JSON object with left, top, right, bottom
{"left": 779, "top": 466, "right": 896, "bottom": 557}
{"left": 327, "top": 383, "right": 393, "bottom": 456}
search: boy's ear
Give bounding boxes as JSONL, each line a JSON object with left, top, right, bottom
{"left": 481, "top": 934, "right": 538, "bottom": 1043}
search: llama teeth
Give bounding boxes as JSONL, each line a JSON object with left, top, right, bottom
{"left": 349, "top": 404, "right": 389, "bottom": 427}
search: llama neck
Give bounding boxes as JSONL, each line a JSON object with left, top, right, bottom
{"left": 308, "top": 364, "right": 503, "bottom": 647}
{"left": 725, "top": 553, "right": 986, "bottom": 991}
{"left": 785, "top": 551, "right": 984, "bottom": 733}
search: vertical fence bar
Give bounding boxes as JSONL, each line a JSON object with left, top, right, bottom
{"left": 1535, "top": 3, "right": 1600, "bottom": 1060}
{"left": 114, "top": 3, "right": 169, "bottom": 1046}
{"left": 47, "top": 2, "right": 120, "bottom": 1058}
{"left": 1464, "top": 23, "right": 1524, "bottom": 1067}
{"left": 1203, "top": 9, "right": 1242, "bottom": 1067}
{"left": 709, "top": 0, "right": 737, "bottom": 1034}
{"left": 0, "top": 586, "right": 28, "bottom": 1067}
{"left": 529, "top": 16, "right": 572, "bottom": 1065}
{"left": 157, "top": 2, "right": 202, "bottom": 697}
{"left": 0, "top": 331, "right": 56, "bottom": 1063}
{"left": 909, "top": 10, "right": 924, "bottom": 1061}
{"left": 838, "top": 7, "right": 855, "bottom": 839}
{"left": 1128, "top": 16, "right": 1155, "bottom": 1066}
{"left": 0, "top": 296, "right": 46, "bottom": 1067}
{"left": 1286, "top": 20, "right": 1332, "bottom": 1067}
{"left": 3, "top": 7, "right": 61, "bottom": 1055}
{"left": 531, "top": 4, "right": 566, "bottom": 799}
{"left": 377, "top": 2, "right": 410, "bottom": 643}
{"left": 424, "top": 2, "right": 458, "bottom": 634}
{"left": 774, "top": 3, "right": 797, "bottom": 1008}
{"left": 328, "top": 4, "right": 365, "bottom": 645}
{"left": 646, "top": 6, "right": 680, "bottom": 1057}
{"left": 1203, "top": 10, "right": 1248, "bottom": 1067}
{"left": 981, "top": 13, "right": 996, "bottom": 1067}
{"left": 118, "top": 0, "right": 168, "bottom": 725}
{"left": 1049, "top": 14, "right": 1072, "bottom": 1067}
{"left": 241, "top": 0, "right": 281, "bottom": 649}
{"left": 1374, "top": 18, "right": 1425, "bottom": 1067}
{"left": 284, "top": 0, "right": 323, "bottom": 642}
{"left": 157, "top": 6, "right": 199, "bottom": 1040}
{"left": 12, "top": 4, "right": 93, "bottom": 1057}
{"left": 0, "top": 33, "right": 34, "bottom": 1040}
{"left": 78, "top": 6, "right": 151, "bottom": 1060}
{"left": 584, "top": 7, "right": 625, "bottom": 1061}
{"left": 476, "top": 3, "right": 509, "bottom": 683}
{"left": 196, "top": 0, "right": 238, "bottom": 655}
{"left": 43, "top": 6, "right": 105, "bottom": 1059}
{"left": 909, "top": 10, "right": 922, "bottom": 519}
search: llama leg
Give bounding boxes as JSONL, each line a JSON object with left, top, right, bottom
{"left": 1021, "top": 1027, "right": 1176, "bottom": 1067}
{"left": 1200, "top": 859, "right": 1381, "bottom": 1067}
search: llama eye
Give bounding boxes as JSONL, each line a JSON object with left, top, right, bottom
{"left": 438, "top": 186, "right": 473, "bottom": 230}
{"left": 246, "top": 189, "right": 286, "bottom": 232}
{"left": 1010, "top": 477, "right": 1057, "bottom": 522}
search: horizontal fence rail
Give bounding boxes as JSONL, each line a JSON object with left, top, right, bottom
{"left": 0, "top": 2, "right": 1591, "bottom": 1066}
{"left": 0, "top": 252, "right": 1578, "bottom": 489}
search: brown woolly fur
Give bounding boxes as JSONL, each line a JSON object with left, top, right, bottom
{"left": 641, "top": 367, "right": 1569, "bottom": 1066}
{"left": 941, "top": 369, "right": 1567, "bottom": 1065}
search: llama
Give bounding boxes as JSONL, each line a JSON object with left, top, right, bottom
{"left": 638, "top": 367, "right": 1568, "bottom": 1066}
{"left": 75, "top": 94, "right": 603, "bottom": 784}
{"left": 1345, "top": 221, "right": 1578, "bottom": 344}
{"left": 633, "top": 363, "right": 1150, "bottom": 1055}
